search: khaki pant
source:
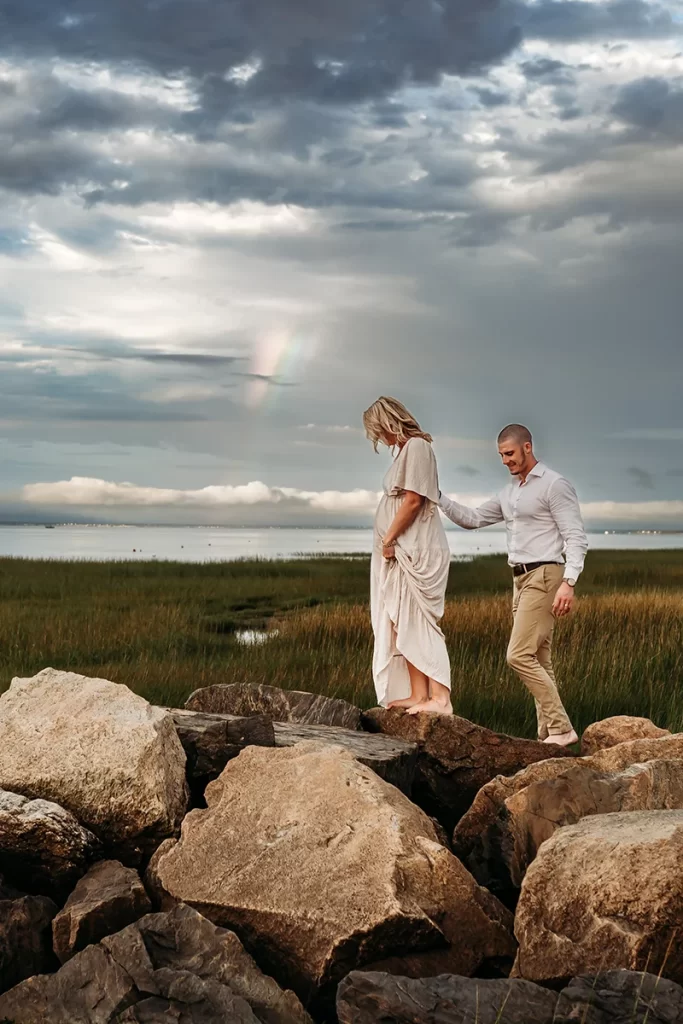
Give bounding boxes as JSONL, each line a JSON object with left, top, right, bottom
{"left": 507, "top": 564, "right": 573, "bottom": 737}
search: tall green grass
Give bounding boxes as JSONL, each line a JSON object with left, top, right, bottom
{"left": 0, "top": 551, "right": 681, "bottom": 737}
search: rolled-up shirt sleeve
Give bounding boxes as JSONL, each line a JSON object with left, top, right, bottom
{"left": 548, "top": 477, "right": 588, "bottom": 581}
{"left": 438, "top": 492, "right": 504, "bottom": 530}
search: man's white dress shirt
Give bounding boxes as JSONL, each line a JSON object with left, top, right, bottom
{"left": 438, "top": 462, "right": 588, "bottom": 582}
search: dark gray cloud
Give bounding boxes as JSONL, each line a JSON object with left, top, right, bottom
{"left": 523, "top": 0, "right": 676, "bottom": 42}
{"left": 0, "top": 69, "right": 180, "bottom": 139}
{"left": 521, "top": 57, "right": 575, "bottom": 83}
{"left": 0, "top": 362, "right": 210, "bottom": 423}
{"left": 1, "top": 0, "right": 524, "bottom": 107}
{"left": 612, "top": 76, "right": 683, "bottom": 139}
{"left": 0, "top": 0, "right": 681, "bottom": 525}
{"left": 472, "top": 85, "right": 510, "bottom": 108}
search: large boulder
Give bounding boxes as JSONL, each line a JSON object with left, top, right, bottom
{"left": 0, "top": 903, "right": 312, "bottom": 1024}
{"left": 0, "top": 788, "right": 100, "bottom": 899}
{"left": 0, "top": 668, "right": 188, "bottom": 858}
{"left": 148, "top": 742, "right": 515, "bottom": 1007}
{"left": 454, "top": 733, "right": 683, "bottom": 901}
{"left": 173, "top": 707, "right": 416, "bottom": 794}
{"left": 514, "top": 810, "right": 683, "bottom": 985}
{"left": 273, "top": 721, "right": 417, "bottom": 793}
{"left": 453, "top": 758, "right": 683, "bottom": 904}
{"left": 0, "top": 894, "right": 58, "bottom": 994}
{"left": 556, "top": 970, "right": 683, "bottom": 1023}
{"left": 186, "top": 682, "right": 362, "bottom": 730}
{"left": 337, "top": 969, "right": 683, "bottom": 1024}
{"left": 53, "top": 860, "right": 152, "bottom": 964}
{"left": 582, "top": 716, "right": 670, "bottom": 756}
{"left": 362, "top": 708, "right": 573, "bottom": 829}
{"left": 337, "top": 970, "right": 557, "bottom": 1024}
{"left": 169, "top": 707, "right": 275, "bottom": 800}
{"left": 590, "top": 733, "right": 683, "bottom": 770}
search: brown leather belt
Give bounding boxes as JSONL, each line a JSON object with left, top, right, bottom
{"left": 513, "top": 561, "right": 563, "bottom": 577}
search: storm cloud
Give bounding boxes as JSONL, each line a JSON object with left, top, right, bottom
{"left": 0, "top": 0, "right": 681, "bottom": 525}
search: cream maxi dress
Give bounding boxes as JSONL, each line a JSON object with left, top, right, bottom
{"left": 370, "top": 436, "right": 451, "bottom": 706}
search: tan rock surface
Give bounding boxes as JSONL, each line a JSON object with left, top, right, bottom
{"left": 149, "top": 741, "right": 515, "bottom": 1003}
{"left": 581, "top": 715, "right": 670, "bottom": 756}
{"left": 454, "top": 757, "right": 683, "bottom": 901}
{"left": 454, "top": 732, "right": 683, "bottom": 900}
{"left": 0, "top": 668, "right": 188, "bottom": 855}
{"left": 513, "top": 810, "right": 683, "bottom": 984}
{"left": 362, "top": 707, "right": 573, "bottom": 828}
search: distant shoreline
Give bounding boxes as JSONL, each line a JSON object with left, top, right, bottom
{"left": 0, "top": 523, "right": 681, "bottom": 535}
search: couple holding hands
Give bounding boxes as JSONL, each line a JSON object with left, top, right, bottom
{"left": 364, "top": 396, "right": 588, "bottom": 748}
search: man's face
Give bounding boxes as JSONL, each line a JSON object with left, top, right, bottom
{"left": 498, "top": 439, "right": 531, "bottom": 476}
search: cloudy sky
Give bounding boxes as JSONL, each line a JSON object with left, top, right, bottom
{"left": 1, "top": 0, "right": 682, "bottom": 527}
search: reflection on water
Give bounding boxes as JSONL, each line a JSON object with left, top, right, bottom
{"left": 235, "top": 629, "right": 280, "bottom": 646}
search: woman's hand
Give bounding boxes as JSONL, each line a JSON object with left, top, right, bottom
{"left": 382, "top": 541, "right": 396, "bottom": 560}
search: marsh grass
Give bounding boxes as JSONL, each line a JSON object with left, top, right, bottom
{"left": 0, "top": 550, "right": 681, "bottom": 737}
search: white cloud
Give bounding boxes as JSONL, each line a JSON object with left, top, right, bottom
{"left": 580, "top": 501, "right": 683, "bottom": 522}
{"left": 22, "top": 477, "right": 383, "bottom": 513}
{"left": 19, "top": 479, "right": 683, "bottom": 524}
{"left": 139, "top": 201, "right": 317, "bottom": 238}
{"left": 21, "top": 477, "right": 489, "bottom": 515}
{"left": 298, "top": 423, "right": 361, "bottom": 433}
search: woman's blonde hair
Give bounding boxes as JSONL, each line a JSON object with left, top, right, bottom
{"left": 363, "top": 396, "right": 433, "bottom": 452}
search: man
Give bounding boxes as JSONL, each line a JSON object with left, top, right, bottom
{"left": 438, "top": 424, "right": 588, "bottom": 747}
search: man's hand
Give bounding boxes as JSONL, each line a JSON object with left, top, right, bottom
{"left": 553, "top": 581, "right": 575, "bottom": 617}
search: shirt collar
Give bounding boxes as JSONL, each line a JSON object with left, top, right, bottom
{"left": 513, "top": 461, "right": 546, "bottom": 488}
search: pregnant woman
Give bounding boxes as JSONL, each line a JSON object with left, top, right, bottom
{"left": 363, "top": 396, "right": 452, "bottom": 714}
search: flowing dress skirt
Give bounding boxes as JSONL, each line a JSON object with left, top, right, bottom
{"left": 371, "top": 492, "right": 451, "bottom": 706}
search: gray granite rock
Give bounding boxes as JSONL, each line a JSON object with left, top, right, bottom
{"left": 557, "top": 970, "right": 683, "bottom": 1023}
{"left": 336, "top": 969, "right": 683, "bottom": 1024}
{"left": 0, "top": 893, "right": 58, "bottom": 994}
{"left": 53, "top": 859, "right": 152, "bottom": 964}
{"left": 0, "top": 787, "right": 100, "bottom": 899}
{"left": 0, "top": 903, "right": 311, "bottom": 1024}
{"left": 186, "top": 682, "right": 362, "bottom": 730}
{"left": 169, "top": 707, "right": 275, "bottom": 783}
{"left": 273, "top": 721, "right": 417, "bottom": 793}
{"left": 336, "top": 971, "right": 557, "bottom": 1024}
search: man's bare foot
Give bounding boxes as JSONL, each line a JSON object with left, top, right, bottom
{"left": 387, "top": 696, "right": 428, "bottom": 710}
{"left": 543, "top": 728, "right": 578, "bottom": 747}
{"left": 407, "top": 698, "right": 453, "bottom": 716}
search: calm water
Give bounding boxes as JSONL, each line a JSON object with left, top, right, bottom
{"left": 0, "top": 525, "right": 681, "bottom": 562}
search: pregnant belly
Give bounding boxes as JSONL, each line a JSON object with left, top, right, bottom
{"left": 374, "top": 497, "right": 449, "bottom": 553}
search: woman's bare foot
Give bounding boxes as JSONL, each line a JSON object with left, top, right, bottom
{"left": 387, "top": 696, "right": 428, "bottom": 710}
{"left": 407, "top": 698, "right": 453, "bottom": 715}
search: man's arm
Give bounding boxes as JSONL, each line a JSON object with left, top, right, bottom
{"left": 548, "top": 477, "right": 588, "bottom": 582}
{"left": 438, "top": 492, "right": 504, "bottom": 530}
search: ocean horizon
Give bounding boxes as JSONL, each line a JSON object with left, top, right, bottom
{"left": 0, "top": 524, "right": 681, "bottom": 563}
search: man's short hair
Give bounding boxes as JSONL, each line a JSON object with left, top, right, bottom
{"left": 498, "top": 424, "right": 533, "bottom": 446}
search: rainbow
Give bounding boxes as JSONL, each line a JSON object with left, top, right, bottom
{"left": 245, "top": 328, "right": 316, "bottom": 410}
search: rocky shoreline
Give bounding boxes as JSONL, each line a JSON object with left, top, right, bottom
{"left": 0, "top": 670, "right": 681, "bottom": 1022}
